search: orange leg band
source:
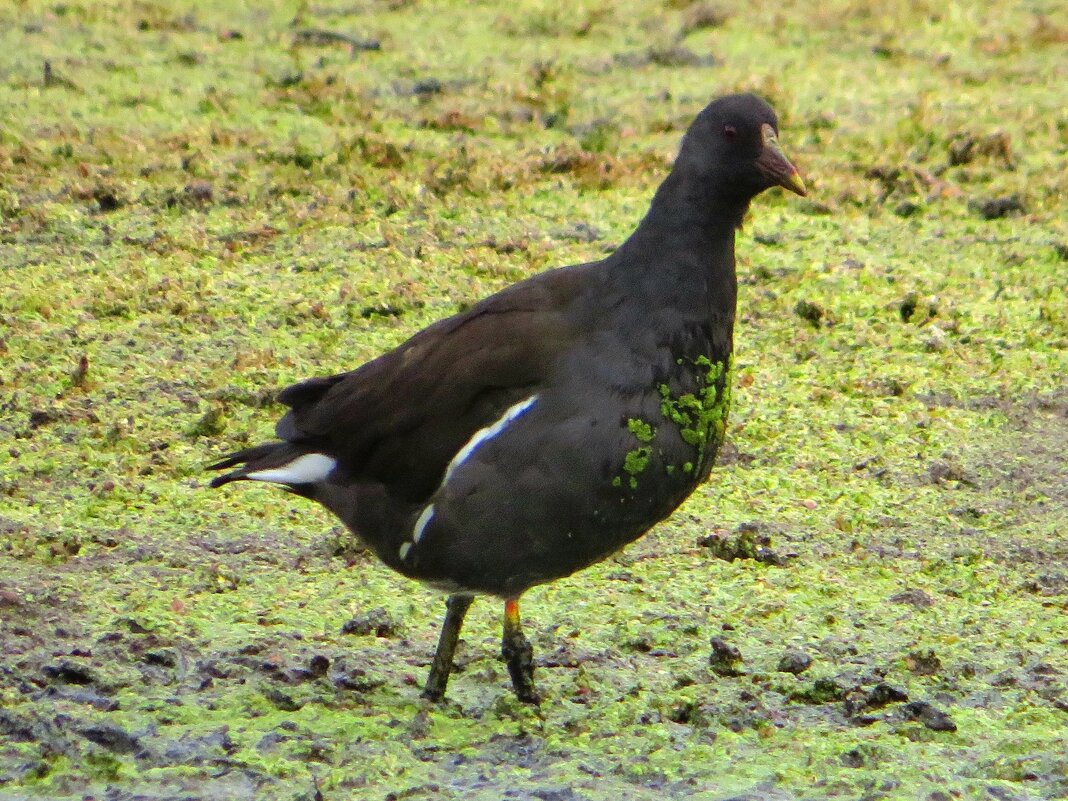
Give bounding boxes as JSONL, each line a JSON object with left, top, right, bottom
{"left": 505, "top": 597, "right": 521, "bottom": 627}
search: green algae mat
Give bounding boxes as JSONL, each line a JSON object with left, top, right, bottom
{"left": 1, "top": 1, "right": 1066, "bottom": 799}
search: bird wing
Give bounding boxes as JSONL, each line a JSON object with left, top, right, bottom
{"left": 275, "top": 267, "right": 587, "bottom": 501}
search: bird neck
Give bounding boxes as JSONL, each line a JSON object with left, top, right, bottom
{"left": 613, "top": 168, "right": 743, "bottom": 304}
{"left": 648, "top": 165, "right": 749, "bottom": 230}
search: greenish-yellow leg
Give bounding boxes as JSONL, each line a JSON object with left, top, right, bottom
{"left": 421, "top": 594, "right": 473, "bottom": 701}
{"left": 502, "top": 597, "right": 539, "bottom": 704}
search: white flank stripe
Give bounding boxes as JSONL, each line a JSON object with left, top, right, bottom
{"left": 247, "top": 453, "right": 336, "bottom": 484}
{"left": 443, "top": 395, "right": 538, "bottom": 485}
{"left": 398, "top": 542, "right": 412, "bottom": 560}
{"left": 412, "top": 504, "right": 435, "bottom": 543}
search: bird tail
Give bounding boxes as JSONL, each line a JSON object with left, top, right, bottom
{"left": 207, "top": 442, "right": 336, "bottom": 490}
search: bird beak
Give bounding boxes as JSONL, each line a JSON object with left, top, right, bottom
{"left": 758, "top": 123, "right": 807, "bottom": 196}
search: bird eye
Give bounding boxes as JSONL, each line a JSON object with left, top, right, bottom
{"left": 723, "top": 125, "right": 737, "bottom": 140}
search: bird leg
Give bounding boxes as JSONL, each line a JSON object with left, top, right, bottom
{"left": 502, "top": 597, "right": 538, "bottom": 703}
{"left": 421, "top": 593, "right": 473, "bottom": 701}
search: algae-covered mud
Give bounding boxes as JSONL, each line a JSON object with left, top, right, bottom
{"left": 1, "top": 1, "right": 1065, "bottom": 799}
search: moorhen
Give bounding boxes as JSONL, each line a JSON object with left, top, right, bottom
{"left": 209, "top": 92, "right": 806, "bottom": 702}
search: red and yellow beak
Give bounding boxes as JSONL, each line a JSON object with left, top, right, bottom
{"left": 757, "top": 123, "right": 807, "bottom": 196}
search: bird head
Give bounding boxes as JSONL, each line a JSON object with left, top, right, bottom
{"left": 677, "top": 93, "right": 807, "bottom": 202}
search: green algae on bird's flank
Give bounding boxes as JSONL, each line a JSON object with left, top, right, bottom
{"left": 1, "top": 0, "right": 1067, "bottom": 797}
{"left": 658, "top": 355, "right": 732, "bottom": 473}
{"left": 626, "top": 417, "right": 655, "bottom": 444}
{"left": 622, "top": 446, "right": 652, "bottom": 484}
{"left": 622, "top": 416, "right": 657, "bottom": 487}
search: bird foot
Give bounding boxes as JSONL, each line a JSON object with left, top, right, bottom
{"left": 419, "top": 685, "right": 446, "bottom": 703}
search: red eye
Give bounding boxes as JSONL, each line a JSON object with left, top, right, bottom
{"left": 723, "top": 125, "right": 737, "bottom": 140}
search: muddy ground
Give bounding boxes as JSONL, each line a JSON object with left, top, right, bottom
{"left": 2, "top": 392, "right": 1065, "bottom": 800}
